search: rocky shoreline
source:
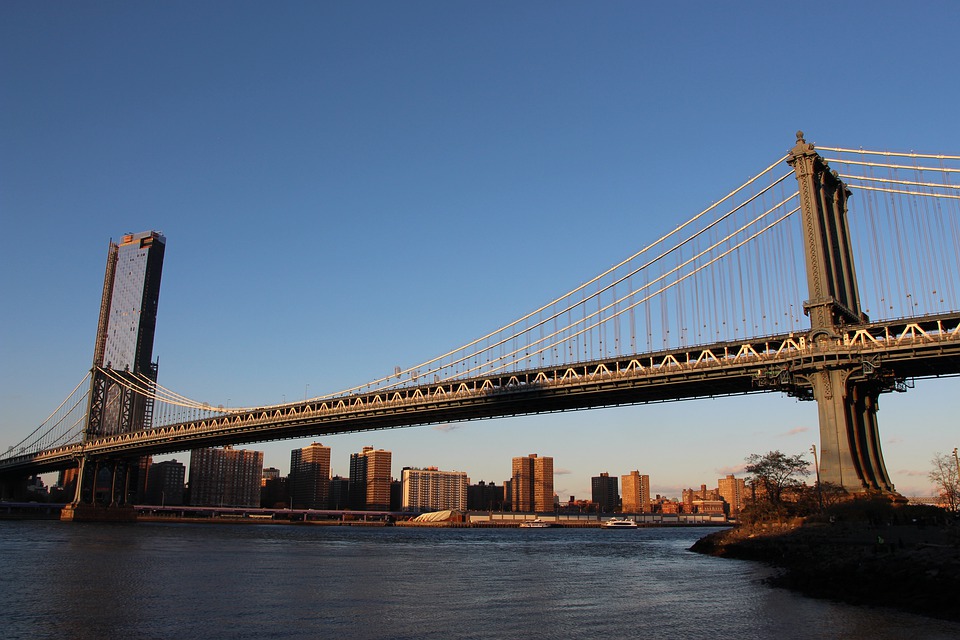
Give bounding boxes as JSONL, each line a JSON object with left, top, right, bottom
{"left": 690, "top": 505, "right": 960, "bottom": 621}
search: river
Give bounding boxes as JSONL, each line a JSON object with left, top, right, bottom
{"left": 1, "top": 521, "right": 957, "bottom": 639}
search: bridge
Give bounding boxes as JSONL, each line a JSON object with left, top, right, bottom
{"left": 2, "top": 132, "right": 959, "bottom": 509}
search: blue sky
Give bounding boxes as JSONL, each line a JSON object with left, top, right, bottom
{"left": 2, "top": 2, "right": 958, "bottom": 499}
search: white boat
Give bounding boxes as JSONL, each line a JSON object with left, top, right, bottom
{"left": 601, "top": 518, "right": 638, "bottom": 529}
{"left": 519, "top": 518, "right": 551, "bottom": 528}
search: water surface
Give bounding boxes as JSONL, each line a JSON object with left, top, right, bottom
{"left": 1, "top": 522, "right": 956, "bottom": 639}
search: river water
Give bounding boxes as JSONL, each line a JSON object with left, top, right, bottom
{"left": 1, "top": 521, "right": 957, "bottom": 640}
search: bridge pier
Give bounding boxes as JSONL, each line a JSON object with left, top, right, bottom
{"left": 788, "top": 131, "right": 902, "bottom": 498}
{"left": 809, "top": 369, "right": 894, "bottom": 493}
{"left": 60, "top": 456, "right": 136, "bottom": 522}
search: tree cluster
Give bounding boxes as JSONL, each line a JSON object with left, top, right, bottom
{"left": 929, "top": 452, "right": 960, "bottom": 514}
{"left": 741, "top": 450, "right": 811, "bottom": 522}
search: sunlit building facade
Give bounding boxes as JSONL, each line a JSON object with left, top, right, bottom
{"left": 511, "top": 454, "right": 554, "bottom": 513}
{"left": 289, "top": 442, "right": 331, "bottom": 509}
{"left": 718, "top": 474, "right": 747, "bottom": 516}
{"left": 349, "top": 446, "right": 392, "bottom": 510}
{"left": 621, "top": 471, "right": 651, "bottom": 513}
{"left": 401, "top": 467, "right": 468, "bottom": 512}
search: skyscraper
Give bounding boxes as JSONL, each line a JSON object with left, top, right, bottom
{"left": 87, "top": 231, "right": 166, "bottom": 437}
{"left": 511, "top": 454, "right": 554, "bottom": 513}
{"left": 189, "top": 446, "right": 263, "bottom": 507}
{"left": 591, "top": 472, "right": 619, "bottom": 513}
{"left": 144, "top": 459, "right": 186, "bottom": 506}
{"left": 401, "top": 467, "right": 469, "bottom": 512}
{"left": 349, "top": 446, "right": 392, "bottom": 510}
{"left": 289, "top": 442, "right": 331, "bottom": 509}
{"left": 621, "top": 471, "right": 651, "bottom": 513}
{"left": 64, "top": 231, "right": 166, "bottom": 517}
{"left": 718, "top": 474, "right": 747, "bottom": 516}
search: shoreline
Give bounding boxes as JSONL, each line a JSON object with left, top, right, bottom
{"left": 690, "top": 513, "right": 960, "bottom": 622}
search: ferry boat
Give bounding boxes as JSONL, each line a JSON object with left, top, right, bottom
{"left": 601, "top": 518, "right": 638, "bottom": 529}
{"left": 519, "top": 518, "right": 551, "bottom": 528}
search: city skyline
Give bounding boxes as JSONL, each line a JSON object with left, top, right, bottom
{"left": 3, "top": 4, "right": 959, "bottom": 499}
{"left": 148, "top": 442, "right": 756, "bottom": 509}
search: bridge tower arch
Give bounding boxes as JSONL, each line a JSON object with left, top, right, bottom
{"left": 787, "top": 132, "right": 895, "bottom": 494}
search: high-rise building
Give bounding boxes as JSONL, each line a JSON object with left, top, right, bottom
{"left": 511, "top": 454, "right": 554, "bottom": 513}
{"left": 189, "top": 446, "right": 263, "bottom": 507}
{"left": 349, "top": 446, "right": 392, "bottom": 510}
{"left": 262, "top": 467, "right": 281, "bottom": 486}
{"left": 260, "top": 469, "right": 288, "bottom": 509}
{"left": 144, "top": 459, "right": 185, "bottom": 505}
{"left": 467, "top": 481, "right": 505, "bottom": 511}
{"left": 329, "top": 476, "right": 350, "bottom": 510}
{"left": 88, "top": 231, "right": 166, "bottom": 437}
{"left": 591, "top": 472, "right": 619, "bottom": 513}
{"left": 289, "top": 442, "right": 331, "bottom": 509}
{"left": 718, "top": 474, "right": 747, "bottom": 516}
{"left": 621, "top": 471, "right": 651, "bottom": 513}
{"left": 401, "top": 467, "right": 469, "bottom": 512}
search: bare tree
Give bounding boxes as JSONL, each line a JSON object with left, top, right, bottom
{"left": 929, "top": 452, "right": 960, "bottom": 513}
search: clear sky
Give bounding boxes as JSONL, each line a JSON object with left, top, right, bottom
{"left": 2, "top": 2, "right": 958, "bottom": 499}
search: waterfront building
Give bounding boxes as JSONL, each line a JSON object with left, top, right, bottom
{"left": 467, "top": 480, "right": 505, "bottom": 511}
{"left": 329, "top": 475, "right": 349, "bottom": 510}
{"left": 144, "top": 459, "right": 185, "bottom": 505}
{"left": 659, "top": 499, "right": 680, "bottom": 514}
{"left": 718, "top": 474, "right": 747, "bottom": 516}
{"left": 262, "top": 467, "right": 281, "bottom": 485}
{"left": 261, "top": 474, "right": 288, "bottom": 509}
{"left": 691, "top": 499, "right": 726, "bottom": 515}
{"left": 189, "top": 446, "right": 263, "bottom": 507}
{"left": 621, "top": 471, "right": 651, "bottom": 513}
{"left": 289, "top": 442, "right": 331, "bottom": 509}
{"left": 401, "top": 467, "right": 469, "bottom": 512}
{"left": 591, "top": 472, "right": 619, "bottom": 513}
{"left": 682, "top": 484, "right": 721, "bottom": 511}
{"left": 349, "top": 446, "right": 392, "bottom": 510}
{"left": 390, "top": 479, "right": 402, "bottom": 511}
{"left": 510, "top": 454, "right": 554, "bottom": 513}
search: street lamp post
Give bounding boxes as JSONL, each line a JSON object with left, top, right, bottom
{"left": 953, "top": 448, "right": 959, "bottom": 485}
{"left": 811, "top": 444, "right": 823, "bottom": 510}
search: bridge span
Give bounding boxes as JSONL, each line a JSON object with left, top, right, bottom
{"left": 2, "top": 133, "right": 959, "bottom": 505}
{"left": 5, "top": 311, "right": 958, "bottom": 487}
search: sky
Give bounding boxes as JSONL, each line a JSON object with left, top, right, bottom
{"left": 2, "top": 1, "right": 958, "bottom": 500}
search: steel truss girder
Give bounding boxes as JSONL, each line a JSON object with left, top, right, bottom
{"left": 6, "top": 311, "right": 957, "bottom": 479}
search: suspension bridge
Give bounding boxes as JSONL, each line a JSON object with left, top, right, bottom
{"left": 2, "top": 132, "right": 959, "bottom": 508}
